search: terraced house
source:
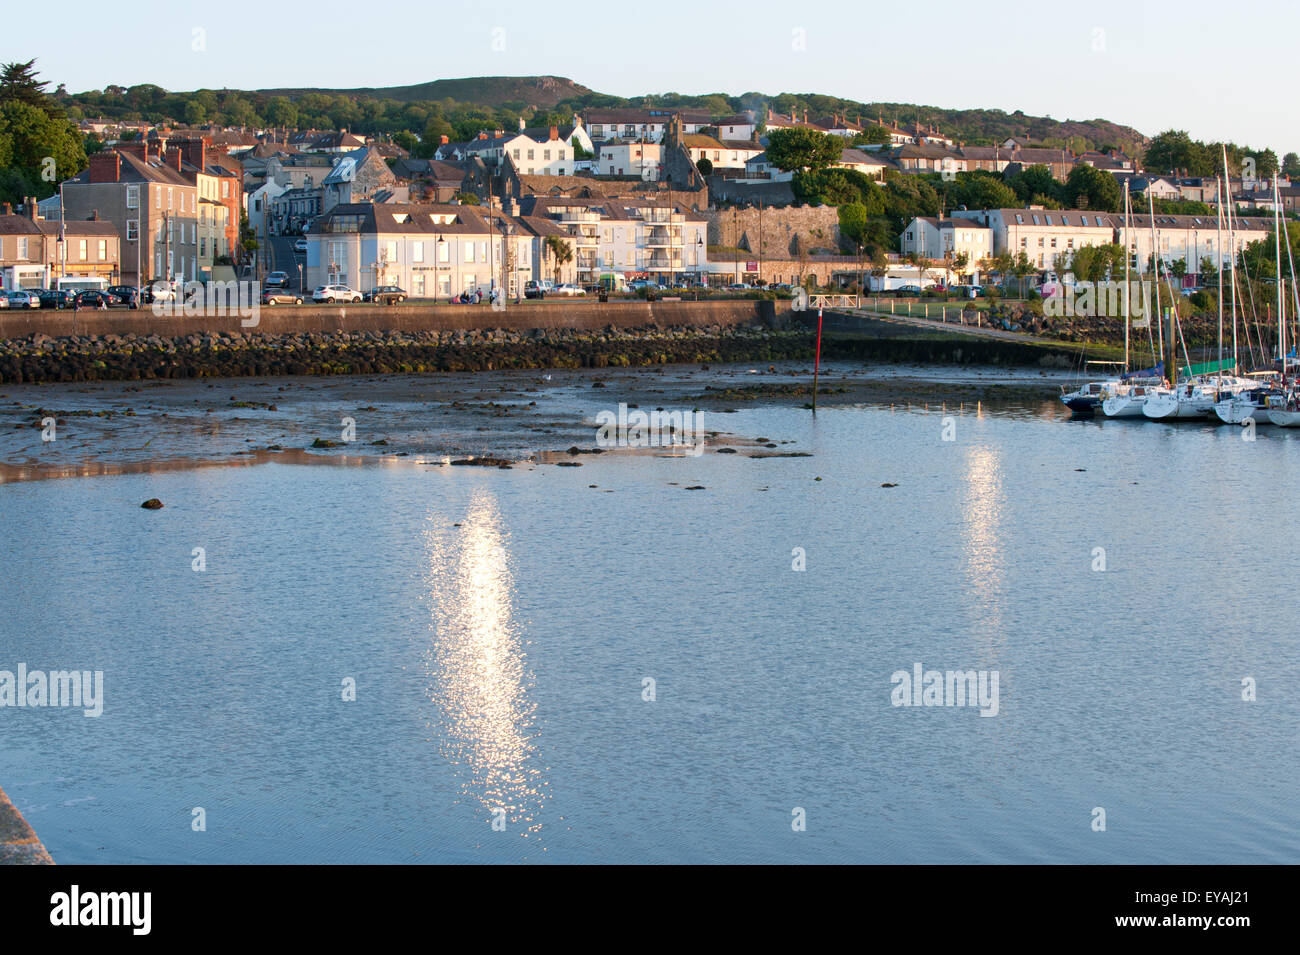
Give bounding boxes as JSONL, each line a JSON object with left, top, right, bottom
{"left": 0, "top": 203, "right": 121, "bottom": 291}
{"left": 61, "top": 143, "right": 198, "bottom": 287}
{"left": 304, "top": 202, "right": 574, "bottom": 299}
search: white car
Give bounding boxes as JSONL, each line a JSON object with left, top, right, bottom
{"left": 553, "top": 283, "right": 586, "bottom": 296}
{"left": 313, "top": 284, "right": 362, "bottom": 303}
{"left": 6, "top": 290, "right": 41, "bottom": 308}
{"left": 294, "top": 238, "right": 307, "bottom": 254}
{"left": 150, "top": 282, "right": 177, "bottom": 303}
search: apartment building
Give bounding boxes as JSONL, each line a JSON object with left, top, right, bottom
{"left": 951, "top": 208, "right": 1121, "bottom": 269}
{"left": 304, "top": 202, "right": 565, "bottom": 299}
{"left": 61, "top": 143, "right": 199, "bottom": 286}
{"left": 525, "top": 196, "right": 709, "bottom": 286}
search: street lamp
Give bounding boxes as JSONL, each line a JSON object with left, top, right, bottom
{"left": 436, "top": 234, "right": 444, "bottom": 304}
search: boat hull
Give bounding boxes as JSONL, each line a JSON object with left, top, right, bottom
{"left": 1102, "top": 395, "right": 1147, "bottom": 418}
{"left": 1266, "top": 409, "right": 1300, "bottom": 427}
{"left": 1142, "top": 395, "right": 1212, "bottom": 419}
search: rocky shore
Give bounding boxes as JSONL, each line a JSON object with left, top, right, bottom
{"left": 1, "top": 324, "right": 813, "bottom": 385}
{"left": 0, "top": 320, "right": 1096, "bottom": 386}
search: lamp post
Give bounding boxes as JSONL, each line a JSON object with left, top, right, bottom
{"left": 436, "top": 234, "right": 444, "bottom": 303}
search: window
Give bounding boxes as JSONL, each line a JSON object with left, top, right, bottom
{"left": 126, "top": 185, "right": 139, "bottom": 209}
{"left": 155, "top": 189, "right": 161, "bottom": 209}
{"left": 1051, "top": 238, "right": 1057, "bottom": 248}
{"left": 385, "top": 240, "right": 397, "bottom": 262}
{"left": 527, "top": 149, "right": 534, "bottom": 160}
{"left": 221, "top": 181, "right": 229, "bottom": 198}
{"left": 543, "top": 150, "right": 551, "bottom": 161}
{"left": 17, "top": 237, "right": 28, "bottom": 259}
{"left": 168, "top": 188, "right": 173, "bottom": 209}
{"left": 513, "top": 149, "right": 520, "bottom": 159}
{"left": 1038, "top": 237, "right": 1044, "bottom": 247}
{"left": 438, "top": 240, "right": 449, "bottom": 263}
{"left": 98, "top": 239, "right": 108, "bottom": 259}
{"left": 464, "top": 242, "right": 474, "bottom": 263}
{"left": 78, "top": 239, "right": 88, "bottom": 260}
{"left": 200, "top": 237, "right": 206, "bottom": 257}
{"left": 413, "top": 241, "right": 424, "bottom": 263}
{"left": 559, "top": 149, "right": 566, "bottom": 159}
{"left": 126, "top": 220, "right": 138, "bottom": 241}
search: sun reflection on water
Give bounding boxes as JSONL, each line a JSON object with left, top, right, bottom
{"left": 422, "top": 490, "right": 547, "bottom": 837}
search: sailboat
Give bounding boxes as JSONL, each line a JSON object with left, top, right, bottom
{"left": 1143, "top": 163, "right": 1252, "bottom": 419}
{"left": 1101, "top": 180, "right": 1166, "bottom": 417}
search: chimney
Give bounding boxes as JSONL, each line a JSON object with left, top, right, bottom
{"left": 89, "top": 151, "right": 121, "bottom": 183}
{"left": 478, "top": 132, "right": 488, "bottom": 140}
{"left": 440, "top": 135, "right": 449, "bottom": 144}
{"left": 116, "top": 141, "right": 148, "bottom": 162}
{"left": 549, "top": 125, "right": 559, "bottom": 141}
{"left": 165, "top": 147, "right": 183, "bottom": 171}
{"left": 519, "top": 117, "right": 525, "bottom": 132}
{"left": 0, "top": 202, "right": 11, "bottom": 215}
{"left": 23, "top": 196, "right": 40, "bottom": 220}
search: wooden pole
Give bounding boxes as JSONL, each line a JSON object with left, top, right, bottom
{"left": 812, "top": 305, "right": 823, "bottom": 412}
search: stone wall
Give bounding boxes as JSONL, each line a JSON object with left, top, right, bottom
{"left": 0, "top": 299, "right": 787, "bottom": 340}
{"left": 706, "top": 205, "right": 841, "bottom": 259}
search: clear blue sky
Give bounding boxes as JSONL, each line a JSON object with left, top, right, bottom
{"left": 4, "top": 0, "right": 1295, "bottom": 155}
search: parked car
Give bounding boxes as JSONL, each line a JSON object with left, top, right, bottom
{"left": 0, "top": 294, "right": 8, "bottom": 309}
{"left": 39, "top": 289, "right": 79, "bottom": 309}
{"left": 262, "top": 289, "right": 303, "bottom": 305}
{"left": 553, "top": 283, "right": 586, "bottom": 296}
{"left": 294, "top": 238, "right": 308, "bottom": 254}
{"left": 725, "top": 282, "right": 749, "bottom": 291}
{"left": 365, "top": 285, "right": 407, "bottom": 305}
{"left": 524, "top": 280, "right": 547, "bottom": 299}
{"left": 961, "top": 285, "right": 985, "bottom": 299}
{"left": 893, "top": 284, "right": 923, "bottom": 297}
{"left": 265, "top": 271, "right": 289, "bottom": 289}
{"left": 106, "top": 285, "right": 143, "bottom": 308}
{"left": 313, "top": 284, "right": 362, "bottom": 303}
{"left": 73, "top": 290, "right": 114, "bottom": 309}
{"left": 7, "top": 290, "right": 41, "bottom": 309}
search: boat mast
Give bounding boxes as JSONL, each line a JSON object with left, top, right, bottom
{"left": 1223, "top": 146, "right": 1239, "bottom": 372}
{"left": 1123, "top": 179, "right": 1131, "bottom": 373}
{"left": 1148, "top": 187, "right": 1164, "bottom": 374}
{"left": 1216, "top": 176, "right": 1223, "bottom": 369}
{"left": 1274, "top": 172, "right": 1285, "bottom": 369}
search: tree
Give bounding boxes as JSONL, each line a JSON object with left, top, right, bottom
{"left": 0, "top": 60, "right": 51, "bottom": 110}
{"left": 696, "top": 157, "right": 712, "bottom": 176}
{"left": 544, "top": 235, "right": 573, "bottom": 284}
{"left": 944, "top": 171, "right": 1017, "bottom": 211}
{"left": 838, "top": 202, "right": 868, "bottom": 247}
{"left": 453, "top": 192, "right": 480, "bottom": 205}
{"left": 1005, "top": 163, "right": 1063, "bottom": 205}
{"left": 1284, "top": 152, "right": 1300, "bottom": 179}
{"left": 1064, "top": 162, "right": 1122, "bottom": 211}
{"left": 765, "top": 127, "right": 842, "bottom": 172}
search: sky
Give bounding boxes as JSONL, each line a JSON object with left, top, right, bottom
{"left": 4, "top": 0, "right": 1296, "bottom": 154}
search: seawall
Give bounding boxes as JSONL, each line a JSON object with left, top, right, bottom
{"left": 0, "top": 785, "right": 53, "bottom": 865}
{"left": 0, "top": 299, "right": 784, "bottom": 340}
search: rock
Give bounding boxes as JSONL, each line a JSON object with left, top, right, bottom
{"left": 881, "top": 482, "right": 898, "bottom": 488}
{"left": 715, "top": 447, "right": 737, "bottom": 454}
{"left": 311, "top": 438, "right": 340, "bottom": 448}
{"left": 141, "top": 498, "right": 164, "bottom": 509}
{"left": 685, "top": 485, "right": 706, "bottom": 490}
{"left": 555, "top": 461, "right": 582, "bottom": 467}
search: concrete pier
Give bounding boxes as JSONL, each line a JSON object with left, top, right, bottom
{"left": 0, "top": 786, "right": 54, "bottom": 865}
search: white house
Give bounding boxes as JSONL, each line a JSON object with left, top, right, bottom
{"left": 597, "top": 142, "right": 662, "bottom": 179}
{"left": 899, "top": 217, "right": 993, "bottom": 274}
{"left": 305, "top": 202, "right": 553, "bottom": 298}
